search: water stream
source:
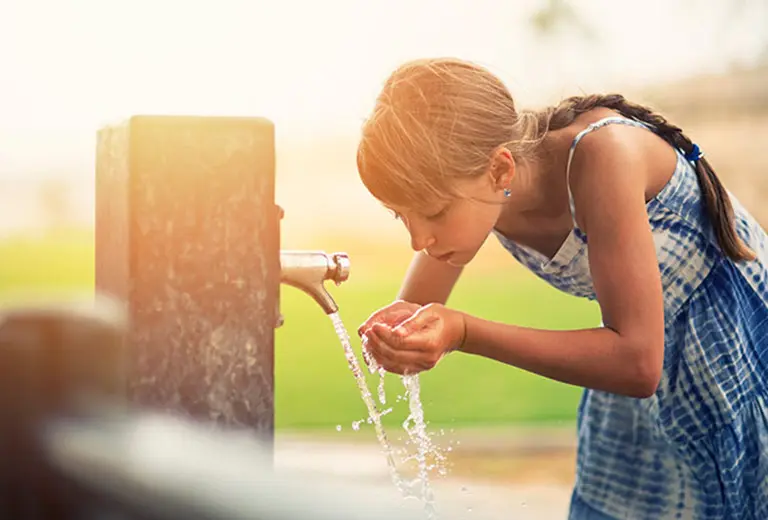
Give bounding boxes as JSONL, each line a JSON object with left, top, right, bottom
{"left": 328, "top": 312, "right": 409, "bottom": 495}
{"left": 329, "top": 312, "right": 445, "bottom": 519}
{"left": 401, "top": 374, "right": 438, "bottom": 518}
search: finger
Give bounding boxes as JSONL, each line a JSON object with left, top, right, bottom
{"left": 358, "top": 308, "right": 385, "bottom": 336}
{"left": 370, "top": 330, "right": 437, "bottom": 373}
{"left": 372, "top": 322, "right": 431, "bottom": 352}
{"left": 391, "top": 305, "right": 440, "bottom": 338}
{"left": 359, "top": 312, "right": 411, "bottom": 338}
{"left": 373, "top": 324, "right": 445, "bottom": 373}
{"left": 366, "top": 329, "right": 425, "bottom": 374}
{"left": 358, "top": 304, "right": 403, "bottom": 336}
{"left": 358, "top": 301, "right": 421, "bottom": 337}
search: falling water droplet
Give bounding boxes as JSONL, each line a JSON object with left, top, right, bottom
{"left": 378, "top": 367, "right": 387, "bottom": 404}
{"left": 330, "top": 313, "right": 452, "bottom": 519}
{"left": 329, "top": 313, "right": 408, "bottom": 495}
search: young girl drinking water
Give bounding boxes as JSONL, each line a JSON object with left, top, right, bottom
{"left": 356, "top": 57, "right": 768, "bottom": 519}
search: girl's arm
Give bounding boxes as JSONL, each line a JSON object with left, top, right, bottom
{"left": 462, "top": 125, "right": 666, "bottom": 397}
{"left": 461, "top": 320, "right": 658, "bottom": 398}
{"left": 358, "top": 250, "right": 464, "bottom": 338}
{"left": 398, "top": 250, "right": 464, "bottom": 305}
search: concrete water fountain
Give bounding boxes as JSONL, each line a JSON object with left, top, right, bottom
{"left": 94, "top": 115, "right": 351, "bottom": 446}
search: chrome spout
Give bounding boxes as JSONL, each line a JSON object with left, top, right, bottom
{"left": 279, "top": 251, "right": 350, "bottom": 315}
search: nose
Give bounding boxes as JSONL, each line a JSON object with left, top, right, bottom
{"left": 407, "top": 220, "right": 436, "bottom": 252}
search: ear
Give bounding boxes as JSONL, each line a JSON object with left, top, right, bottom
{"left": 489, "top": 147, "right": 516, "bottom": 190}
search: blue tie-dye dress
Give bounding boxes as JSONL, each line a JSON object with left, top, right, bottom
{"left": 492, "top": 116, "right": 768, "bottom": 519}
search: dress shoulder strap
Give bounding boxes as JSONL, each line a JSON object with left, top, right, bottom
{"left": 563, "top": 116, "right": 652, "bottom": 220}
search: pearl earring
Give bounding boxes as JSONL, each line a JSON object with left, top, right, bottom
{"left": 503, "top": 188, "right": 512, "bottom": 198}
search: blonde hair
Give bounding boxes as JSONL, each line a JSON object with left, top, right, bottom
{"left": 357, "top": 57, "right": 755, "bottom": 262}
{"left": 356, "top": 57, "right": 544, "bottom": 212}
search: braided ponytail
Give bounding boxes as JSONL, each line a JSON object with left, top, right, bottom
{"left": 539, "top": 94, "right": 756, "bottom": 262}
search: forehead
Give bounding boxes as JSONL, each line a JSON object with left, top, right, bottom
{"left": 386, "top": 175, "right": 490, "bottom": 214}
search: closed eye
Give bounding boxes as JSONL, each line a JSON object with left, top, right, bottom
{"left": 425, "top": 205, "right": 449, "bottom": 221}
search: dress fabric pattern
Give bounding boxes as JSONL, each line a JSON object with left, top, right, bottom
{"left": 492, "top": 116, "right": 768, "bottom": 519}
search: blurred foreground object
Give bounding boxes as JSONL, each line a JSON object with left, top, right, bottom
{"left": 0, "top": 296, "right": 127, "bottom": 519}
{"left": 0, "top": 297, "right": 434, "bottom": 520}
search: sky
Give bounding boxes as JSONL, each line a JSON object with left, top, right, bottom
{"left": 0, "top": 0, "right": 766, "bottom": 180}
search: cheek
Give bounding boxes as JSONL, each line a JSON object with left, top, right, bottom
{"left": 441, "top": 206, "right": 499, "bottom": 246}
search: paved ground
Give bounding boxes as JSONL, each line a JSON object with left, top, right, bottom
{"left": 274, "top": 427, "right": 577, "bottom": 519}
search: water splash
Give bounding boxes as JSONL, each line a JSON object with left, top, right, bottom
{"left": 330, "top": 312, "right": 453, "bottom": 519}
{"left": 363, "top": 339, "right": 445, "bottom": 517}
{"left": 328, "top": 312, "right": 409, "bottom": 494}
{"left": 401, "top": 374, "right": 440, "bottom": 519}
{"left": 377, "top": 370, "right": 387, "bottom": 404}
{"left": 362, "top": 338, "right": 388, "bottom": 405}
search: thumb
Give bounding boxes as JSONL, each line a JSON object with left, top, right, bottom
{"left": 392, "top": 305, "right": 438, "bottom": 337}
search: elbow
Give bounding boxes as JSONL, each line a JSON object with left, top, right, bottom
{"left": 630, "top": 369, "right": 661, "bottom": 399}
{"left": 626, "top": 338, "right": 663, "bottom": 399}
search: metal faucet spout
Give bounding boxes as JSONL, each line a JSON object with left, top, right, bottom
{"left": 279, "top": 251, "right": 350, "bottom": 315}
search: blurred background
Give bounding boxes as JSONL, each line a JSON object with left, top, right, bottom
{"left": 2, "top": 0, "right": 767, "bottom": 517}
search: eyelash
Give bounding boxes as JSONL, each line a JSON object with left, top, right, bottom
{"left": 426, "top": 207, "right": 448, "bottom": 220}
{"left": 389, "top": 207, "right": 447, "bottom": 221}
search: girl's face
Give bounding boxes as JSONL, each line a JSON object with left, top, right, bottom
{"left": 388, "top": 171, "right": 508, "bottom": 267}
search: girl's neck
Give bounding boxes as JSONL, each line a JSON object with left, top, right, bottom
{"left": 506, "top": 131, "right": 572, "bottom": 219}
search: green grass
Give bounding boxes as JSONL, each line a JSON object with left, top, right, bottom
{"left": 277, "top": 273, "right": 599, "bottom": 431}
{"left": 0, "top": 229, "right": 95, "bottom": 296}
{"left": 0, "top": 229, "right": 601, "bottom": 431}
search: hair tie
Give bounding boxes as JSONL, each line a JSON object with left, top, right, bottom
{"left": 685, "top": 143, "right": 704, "bottom": 163}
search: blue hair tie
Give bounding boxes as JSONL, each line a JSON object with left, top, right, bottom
{"left": 685, "top": 143, "right": 704, "bottom": 163}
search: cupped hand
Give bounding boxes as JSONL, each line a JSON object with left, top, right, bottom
{"left": 358, "top": 300, "right": 422, "bottom": 371}
{"left": 362, "top": 303, "right": 466, "bottom": 375}
{"left": 357, "top": 299, "right": 422, "bottom": 338}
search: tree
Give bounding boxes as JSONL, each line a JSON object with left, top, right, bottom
{"left": 529, "top": 0, "right": 594, "bottom": 41}
{"left": 530, "top": 0, "right": 768, "bottom": 65}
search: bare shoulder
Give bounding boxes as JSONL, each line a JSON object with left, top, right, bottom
{"left": 568, "top": 107, "right": 671, "bottom": 165}
{"left": 566, "top": 108, "right": 678, "bottom": 227}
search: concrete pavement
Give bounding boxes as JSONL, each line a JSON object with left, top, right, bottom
{"left": 274, "top": 429, "right": 576, "bottom": 519}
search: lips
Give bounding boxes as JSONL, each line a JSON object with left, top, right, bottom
{"left": 429, "top": 251, "right": 453, "bottom": 262}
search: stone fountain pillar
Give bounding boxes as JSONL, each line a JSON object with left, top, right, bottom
{"left": 95, "top": 116, "right": 281, "bottom": 443}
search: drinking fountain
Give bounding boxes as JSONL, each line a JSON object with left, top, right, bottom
{"left": 279, "top": 250, "right": 350, "bottom": 318}
{"left": 94, "top": 115, "right": 351, "bottom": 443}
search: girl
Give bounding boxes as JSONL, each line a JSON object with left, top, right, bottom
{"left": 356, "top": 57, "right": 768, "bottom": 519}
